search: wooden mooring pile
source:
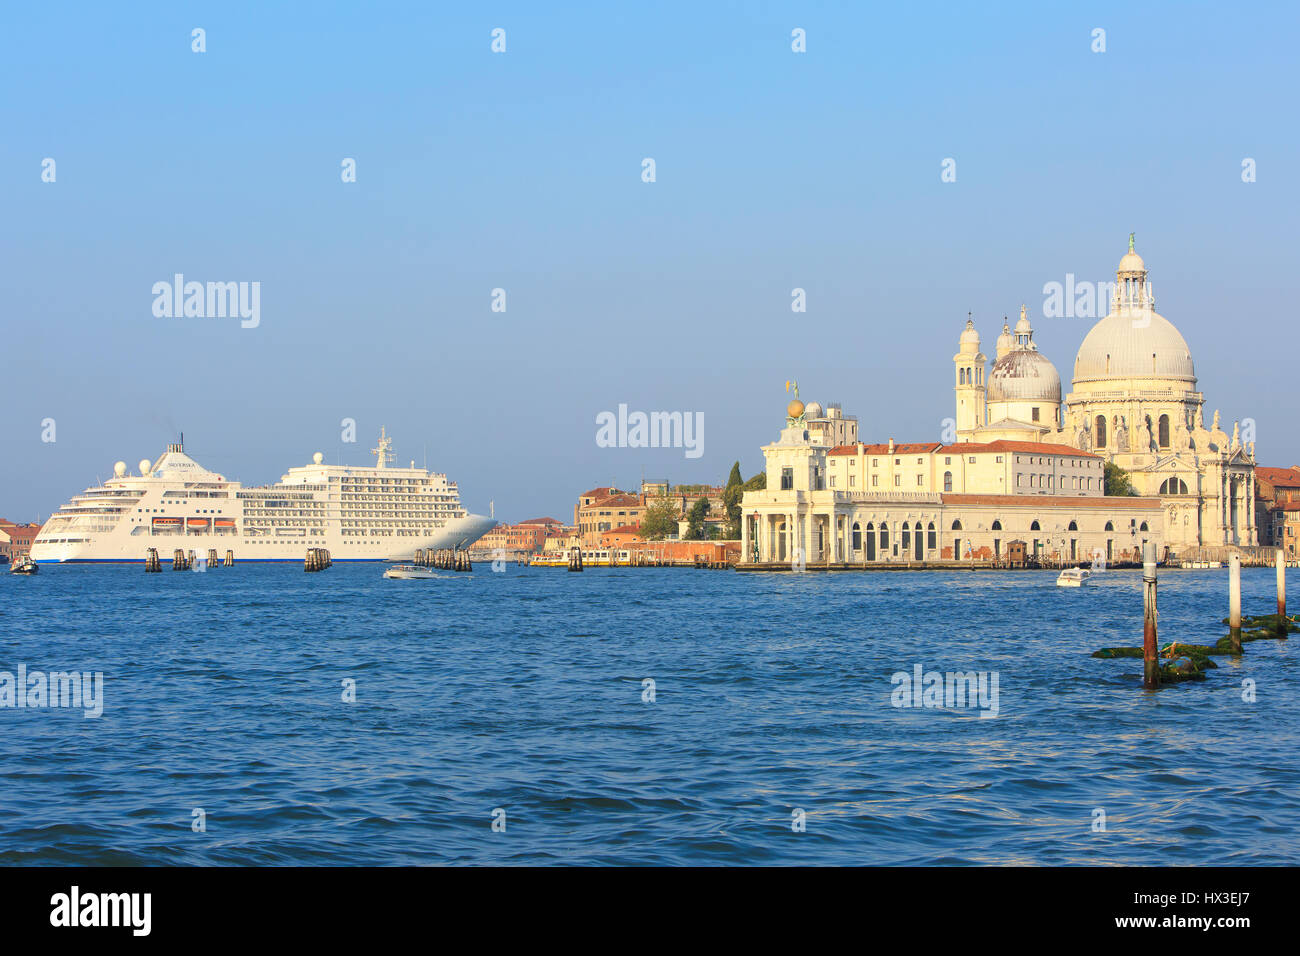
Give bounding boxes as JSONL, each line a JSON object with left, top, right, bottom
{"left": 1092, "top": 546, "right": 1296, "bottom": 687}
{"left": 304, "top": 548, "right": 332, "bottom": 572}
{"left": 413, "top": 548, "right": 472, "bottom": 571}
{"left": 147, "top": 547, "right": 235, "bottom": 571}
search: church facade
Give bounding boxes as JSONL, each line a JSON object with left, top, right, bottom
{"left": 738, "top": 238, "right": 1252, "bottom": 568}
{"left": 953, "top": 238, "right": 1257, "bottom": 553}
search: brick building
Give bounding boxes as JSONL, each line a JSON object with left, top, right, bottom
{"left": 0, "top": 520, "right": 43, "bottom": 562}
{"left": 1255, "top": 466, "right": 1300, "bottom": 547}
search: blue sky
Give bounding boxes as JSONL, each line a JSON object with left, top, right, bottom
{"left": 2, "top": 1, "right": 1296, "bottom": 522}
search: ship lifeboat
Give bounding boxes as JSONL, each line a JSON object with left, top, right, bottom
{"left": 213, "top": 518, "right": 236, "bottom": 530}
{"left": 152, "top": 517, "right": 182, "bottom": 530}
{"left": 186, "top": 518, "right": 211, "bottom": 531}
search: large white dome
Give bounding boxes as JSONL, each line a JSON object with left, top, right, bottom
{"left": 1073, "top": 310, "right": 1195, "bottom": 385}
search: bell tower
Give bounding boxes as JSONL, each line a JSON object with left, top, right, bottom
{"left": 953, "top": 315, "right": 986, "bottom": 439}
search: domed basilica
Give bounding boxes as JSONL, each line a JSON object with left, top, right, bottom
{"left": 954, "top": 238, "right": 1257, "bottom": 551}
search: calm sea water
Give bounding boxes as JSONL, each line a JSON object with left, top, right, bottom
{"left": 1, "top": 562, "right": 1297, "bottom": 865}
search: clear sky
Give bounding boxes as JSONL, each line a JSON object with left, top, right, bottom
{"left": 2, "top": 1, "right": 1296, "bottom": 523}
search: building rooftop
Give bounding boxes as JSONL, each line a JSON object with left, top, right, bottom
{"left": 1256, "top": 467, "right": 1300, "bottom": 488}
{"left": 939, "top": 440, "right": 1103, "bottom": 459}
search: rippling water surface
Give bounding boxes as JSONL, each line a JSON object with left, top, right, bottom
{"left": 2, "top": 563, "right": 1297, "bottom": 865}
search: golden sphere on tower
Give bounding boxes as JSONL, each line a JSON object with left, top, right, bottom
{"left": 787, "top": 399, "right": 805, "bottom": 419}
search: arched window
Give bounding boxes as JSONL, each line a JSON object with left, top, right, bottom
{"left": 1139, "top": 521, "right": 1149, "bottom": 532}
{"left": 1095, "top": 415, "right": 1107, "bottom": 449}
{"left": 943, "top": 471, "right": 953, "bottom": 492}
{"left": 1158, "top": 414, "right": 1170, "bottom": 448}
{"left": 991, "top": 520, "right": 1002, "bottom": 531}
{"left": 1105, "top": 521, "right": 1114, "bottom": 532}
{"left": 951, "top": 520, "right": 963, "bottom": 531}
{"left": 1030, "top": 520, "right": 1041, "bottom": 531}
{"left": 851, "top": 522, "right": 861, "bottom": 551}
{"left": 880, "top": 525, "right": 889, "bottom": 549}
{"left": 1068, "top": 520, "right": 1078, "bottom": 531}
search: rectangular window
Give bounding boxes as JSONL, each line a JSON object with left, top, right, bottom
{"left": 780, "top": 468, "right": 793, "bottom": 491}
{"left": 894, "top": 475, "right": 901, "bottom": 487}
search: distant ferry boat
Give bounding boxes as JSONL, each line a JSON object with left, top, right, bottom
{"left": 31, "top": 429, "right": 495, "bottom": 563}
{"left": 530, "top": 548, "right": 632, "bottom": 567}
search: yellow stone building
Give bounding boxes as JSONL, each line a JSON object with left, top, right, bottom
{"left": 738, "top": 238, "right": 1256, "bottom": 568}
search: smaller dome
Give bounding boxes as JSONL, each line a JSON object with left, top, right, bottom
{"left": 957, "top": 318, "right": 980, "bottom": 354}
{"left": 787, "top": 399, "right": 805, "bottom": 419}
{"left": 994, "top": 320, "right": 1014, "bottom": 359}
{"left": 1118, "top": 250, "right": 1146, "bottom": 274}
{"left": 988, "top": 349, "right": 1062, "bottom": 403}
{"left": 804, "top": 401, "right": 824, "bottom": 419}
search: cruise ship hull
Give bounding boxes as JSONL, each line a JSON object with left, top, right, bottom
{"left": 32, "top": 513, "right": 496, "bottom": 564}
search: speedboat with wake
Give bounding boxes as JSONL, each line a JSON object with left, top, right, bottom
{"left": 383, "top": 565, "right": 439, "bottom": 580}
{"left": 1056, "top": 567, "right": 1090, "bottom": 587}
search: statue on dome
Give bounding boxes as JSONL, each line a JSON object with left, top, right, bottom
{"left": 1116, "top": 417, "right": 1129, "bottom": 452}
{"left": 1140, "top": 417, "right": 1154, "bottom": 453}
{"left": 1076, "top": 423, "right": 1091, "bottom": 451}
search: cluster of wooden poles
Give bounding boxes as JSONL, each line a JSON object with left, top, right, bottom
{"left": 1141, "top": 545, "right": 1289, "bottom": 689}
{"left": 145, "top": 547, "right": 234, "bottom": 571}
{"left": 414, "top": 548, "right": 472, "bottom": 571}
{"left": 304, "top": 548, "right": 332, "bottom": 572}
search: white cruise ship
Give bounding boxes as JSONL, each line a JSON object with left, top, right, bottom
{"left": 31, "top": 429, "right": 496, "bottom": 563}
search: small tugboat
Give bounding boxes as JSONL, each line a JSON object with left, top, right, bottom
{"left": 9, "top": 555, "right": 39, "bottom": 575}
{"left": 383, "top": 564, "right": 438, "bottom": 580}
{"left": 1055, "top": 566, "right": 1090, "bottom": 588}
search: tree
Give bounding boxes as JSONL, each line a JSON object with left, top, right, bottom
{"left": 639, "top": 492, "right": 680, "bottom": 540}
{"left": 743, "top": 472, "right": 766, "bottom": 491}
{"left": 685, "top": 497, "right": 711, "bottom": 540}
{"left": 722, "top": 461, "right": 744, "bottom": 538}
{"left": 1104, "top": 460, "right": 1137, "bottom": 496}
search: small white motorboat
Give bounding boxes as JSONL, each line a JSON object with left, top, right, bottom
{"left": 1056, "top": 567, "right": 1090, "bottom": 587}
{"left": 383, "top": 564, "right": 438, "bottom": 580}
{"left": 9, "top": 556, "right": 38, "bottom": 575}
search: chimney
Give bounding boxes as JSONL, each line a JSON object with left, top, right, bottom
{"left": 888, "top": 438, "right": 896, "bottom": 454}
